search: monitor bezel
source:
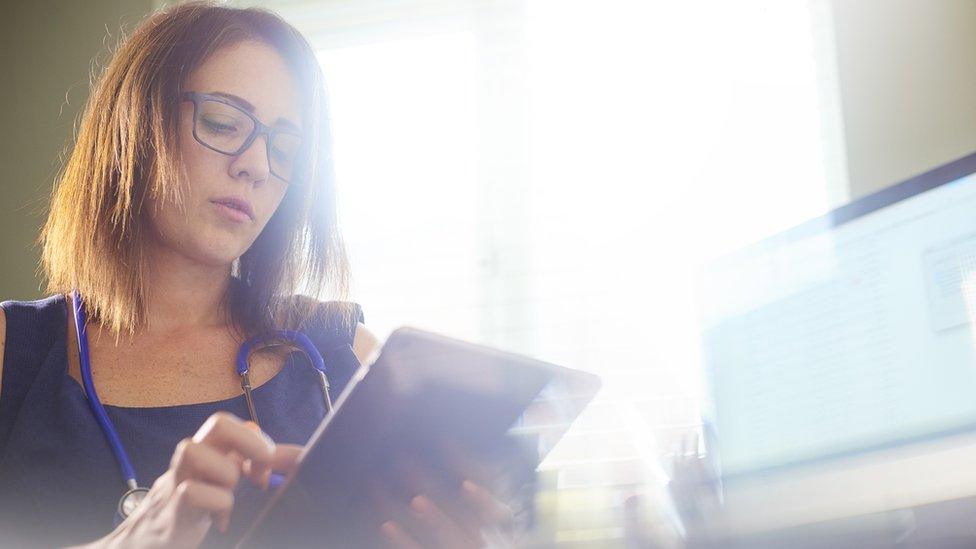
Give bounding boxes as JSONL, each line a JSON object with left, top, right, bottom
{"left": 702, "top": 150, "right": 976, "bottom": 480}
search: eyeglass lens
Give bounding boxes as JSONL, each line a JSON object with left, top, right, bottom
{"left": 195, "top": 99, "right": 302, "bottom": 182}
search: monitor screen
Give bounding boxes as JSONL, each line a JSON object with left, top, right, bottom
{"left": 699, "top": 153, "right": 976, "bottom": 476}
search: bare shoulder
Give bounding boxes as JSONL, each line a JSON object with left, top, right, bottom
{"left": 352, "top": 322, "right": 381, "bottom": 366}
{"left": 0, "top": 306, "right": 6, "bottom": 400}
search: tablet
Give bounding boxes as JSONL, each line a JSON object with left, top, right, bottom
{"left": 236, "top": 327, "right": 601, "bottom": 548}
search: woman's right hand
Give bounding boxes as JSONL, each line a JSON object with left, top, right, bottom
{"left": 83, "top": 411, "right": 302, "bottom": 549}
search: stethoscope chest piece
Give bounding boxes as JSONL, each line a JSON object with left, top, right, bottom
{"left": 118, "top": 485, "right": 150, "bottom": 519}
{"left": 71, "top": 291, "right": 335, "bottom": 523}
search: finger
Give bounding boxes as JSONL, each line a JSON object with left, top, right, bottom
{"left": 226, "top": 449, "right": 245, "bottom": 468}
{"left": 172, "top": 479, "right": 236, "bottom": 535}
{"left": 390, "top": 455, "right": 481, "bottom": 539}
{"left": 460, "top": 481, "right": 516, "bottom": 547}
{"left": 369, "top": 480, "right": 440, "bottom": 546}
{"left": 460, "top": 480, "right": 513, "bottom": 526}
{"left": 270, "top": 444, "right": 304, "bottom": 476}
{"left": 437, "top": 439, "right": 489, "bottom": 486}
{"left": 257, "top": 444, "right": 304, "bottom": 490}
{"left": 380, "top": 521, "right": 423, "bottom": 549}
{"left": 194, "top": 413, "right": 275, "bottom": 463}
{"left": 171, "top": 438, "right": 242, "bottom": 490}
{"left": 441, "top": 439, "right": 508, "bottom": 486}
{"left": 366, "top": 480, "right": 421, "bottom": 549}
{"left": 243, "top": 421, "right": 275, "bottom": 488}
{"left": 241, "top": 458, "right": 267, "bottom": 490}
{"left": 438, "top": 438, "right": 525, "bottom": 504}
{"left": 226, "top": 449, "right": 262, "bottom": 489}
{"left": 192, "top": 413, "right": 275, "bottom": 486}
{"left": 368, "top": 479, "right": 411, "bottom": 530}
{"left": 409, "top": 495, "right": 478, "bottom": 548}
{"left": 233, "top": 448, "right": 277, "bottom": 491}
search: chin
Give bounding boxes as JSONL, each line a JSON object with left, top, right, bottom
{"left": 192, "top": 239, "right": 250, "bottom": 267}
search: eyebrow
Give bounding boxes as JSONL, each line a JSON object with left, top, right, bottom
{"left": 209, "top": 91, "right": 301, "bottom": 133}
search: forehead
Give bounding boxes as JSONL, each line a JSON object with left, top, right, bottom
{"left": 184, "top": 40, "right": 303, "bottom": 131}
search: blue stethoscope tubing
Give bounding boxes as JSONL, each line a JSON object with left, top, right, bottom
{"left": 71, "top": 291, "right": 146, "bottom": 521}
{"left": 69, "top": 291, "right": 333, "bottom": 521}
{"left": 235, "top": 329, "right": 334, "bottom": 423}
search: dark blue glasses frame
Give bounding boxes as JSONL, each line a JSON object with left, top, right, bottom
{"left": 181, "top": 91, "right": 304, "bottom": 184}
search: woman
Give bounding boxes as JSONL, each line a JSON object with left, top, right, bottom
{"left": 0, "top": 2, "right": 507, "bottom": 547}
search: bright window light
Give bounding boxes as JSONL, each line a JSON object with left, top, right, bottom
{"left": 289, "top": 0, "right": 841, "bottom": 541}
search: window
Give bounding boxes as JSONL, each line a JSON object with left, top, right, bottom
{"left": 265, "top": 0, "right": 845, "bottom": 542}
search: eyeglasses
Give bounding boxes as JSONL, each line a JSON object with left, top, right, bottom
{"left": 181, "top": 91, "right": 304, "bottom": 184}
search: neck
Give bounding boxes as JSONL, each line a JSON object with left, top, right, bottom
{"left": 142, "top": 246, "right": 234, "bottom": 335}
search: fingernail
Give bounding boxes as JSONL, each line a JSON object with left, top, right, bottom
{"left": 462, "top": 479, "right": 478, "bottom": 494}
{"left": 244, "top": 421, "right": 276, "bottom": 450}
{"left": 410, "top": 495, "right": 428, "bottom": 514}
{"left": 380, "top": 521, "right": 398, "bottom": 540}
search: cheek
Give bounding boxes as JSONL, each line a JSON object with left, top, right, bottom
{"left": 256, "top": 185, "right": 290, "bottom": 225}
{"left": 144, "top": 193, "right": 184, "bottom": 247}
{"left": 180, "top": 137, "right": 220, "bottom": 185}
{"left": 178, "top": 110, "right": 230, "bottom": 188}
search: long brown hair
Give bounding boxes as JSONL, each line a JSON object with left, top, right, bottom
{"left": 40, "top": 1, "right": 352, "bottom": 338}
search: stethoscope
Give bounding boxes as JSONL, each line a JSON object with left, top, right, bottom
{"left": 69, "top": 291, "right": 335, "bottom": 523}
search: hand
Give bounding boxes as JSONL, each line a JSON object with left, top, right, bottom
{"left": 379, "top": 480, "right": 514, "bottom": 549}
{"left": 667, "top": 430, "right": 721, "bottom": 537}
{"left": 372, "top": 444, "right": 517, "bottom": 549}
{"left": 82, "top": 412, "right": 302, "bottom": 549}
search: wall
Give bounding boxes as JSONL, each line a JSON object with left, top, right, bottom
{"left": 0, "top": 0, "right": 154, "bottom": 300}
{"left": 4, "top": 1, "right": 976, "bottom": 298}
{"left": 831, "top": 0, "right": 976, "bottom": 199}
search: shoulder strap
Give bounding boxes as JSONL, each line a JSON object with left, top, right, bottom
{"left": 0, "top": 295, "right": 67, "bottom": 448}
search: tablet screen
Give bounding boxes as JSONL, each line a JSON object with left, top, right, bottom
{"left": 238, "top": 327, "right": 600, "bottom": 548}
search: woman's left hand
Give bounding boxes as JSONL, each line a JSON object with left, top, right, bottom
{"left": 379, "top": 479, "right": 514, "bottom": 549}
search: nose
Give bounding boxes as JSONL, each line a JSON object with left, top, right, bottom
{"left": 228, "top": 132, "right": 271, "bottom": 185}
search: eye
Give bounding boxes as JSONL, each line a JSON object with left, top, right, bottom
{"left": 201, "top": 116, "right": 241, "bottom": 134}
{"left": 271, "top": 146, "right": 290, "bottom": 162}
{"left": 271, "top": 134, "right": 302, "bottom": 165}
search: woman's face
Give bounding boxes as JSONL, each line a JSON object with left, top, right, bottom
{"left": 150, "top": 40, "right": 303, "bottom": 268}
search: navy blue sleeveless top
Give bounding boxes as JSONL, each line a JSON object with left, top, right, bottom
{"left": 0, "top": 293, "right": 364, "bottom": 547}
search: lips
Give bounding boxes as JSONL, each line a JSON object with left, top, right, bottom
{"left": 210, "top": 196, "right": 254, "bottom": 220}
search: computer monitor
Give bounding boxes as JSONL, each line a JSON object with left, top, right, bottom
{"left": 697, "top": 152, "right": 976, "bottom": 543}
